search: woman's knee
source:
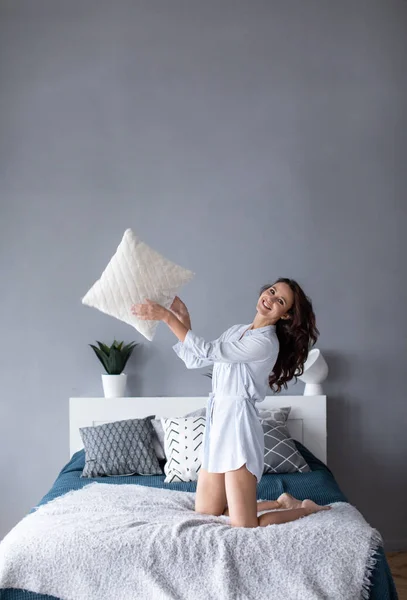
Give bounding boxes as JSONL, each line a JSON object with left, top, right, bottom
{"left": 225, "top": 464, "right": 258, "bottom": 527}
{"left": 230, "top": 516, "right": 259, "bottom": 528}
{"left": 194, "top": 468, "right": 227, "bottom": 516}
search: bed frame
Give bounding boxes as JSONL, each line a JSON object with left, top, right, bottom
{"left": 69, "top": 395, "right": 327, "bottom": 464}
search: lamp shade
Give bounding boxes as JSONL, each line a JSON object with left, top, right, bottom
{"left": 298, "top": 348, "right": 328, "bottom": 396}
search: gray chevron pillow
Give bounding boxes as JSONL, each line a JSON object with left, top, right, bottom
{"left": 260, "top": 409, "right": 310, "bottom": 473}
{"left": 80, "top": 416, "right": 162, "bottom": 478}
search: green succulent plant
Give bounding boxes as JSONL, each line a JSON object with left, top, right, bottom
{"left": 89, "top": 340, "right": 138, "bottom": 375}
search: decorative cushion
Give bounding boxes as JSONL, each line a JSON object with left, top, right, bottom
{"left": 79, "top": 417, "right": 163, "bottom": 478}
{"left": 151, "top": 406, "right": 206, "bottom": 460}
{"left": 82, "top": 228, "right": 195, "bottom": 341}
{"left": 258, "top": 406, "right": 291, "bottom": 423}
{"left": 161, "top": 415, "right": 206, "bottom": 483}
{"left": 261, "top": 409, "right": 311, "bottom": 473}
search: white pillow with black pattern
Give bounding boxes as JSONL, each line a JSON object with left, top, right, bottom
{"left": 151, "top": 407, "right": 206, "bottom": 461}
{"left": 161, "top": 415, "right": 206, "bottom": 483}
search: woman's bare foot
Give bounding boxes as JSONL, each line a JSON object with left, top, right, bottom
{"left": 256, "top": 500, "right": 282, "bottom": 513}
{"left": 301, "top": 499, "right": 332, "bottom": 514}
{"left": 277, "top": 493, "right": 303, "bottom": 510}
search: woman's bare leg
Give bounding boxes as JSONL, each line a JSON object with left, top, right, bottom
{"left": 258, "top": 500, "right": 331, "bottom": 527}
{"left": 223, "top": 465, "right": 331, "bottom": 527}
{"left": 224, "top": 493, "right": 331, "bottom": 518}
{"left": 259, "top": 507, "right": 310, "bottom": 526}
{"left": 195, "top": 469, "right": 227, "bottom": 516}
{"left": 223, "top": 499, "right": 281, "bottom": 516}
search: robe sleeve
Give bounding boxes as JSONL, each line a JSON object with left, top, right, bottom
{"left": 172, "top": 341, "right": 213, "bottom": 369}
{"left": 178, "top": 329, "right": 277, "bottom": 364}
{"left": 172, "top": 326, "right": 234, "bottom": 369}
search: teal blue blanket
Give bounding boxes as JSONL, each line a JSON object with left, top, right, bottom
{"left": 0, "top": 442, "right": 398, "bottom": 600}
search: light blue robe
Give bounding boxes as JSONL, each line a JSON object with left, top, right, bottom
{"left": 172, "top": 323, "right": 279, "bottom": 483}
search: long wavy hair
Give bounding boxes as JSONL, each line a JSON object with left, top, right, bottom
{"left": 261, "top": 278, "right": 319, "bottom": 393}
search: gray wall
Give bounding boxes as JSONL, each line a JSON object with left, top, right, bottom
{"left": 1, "top": 0, "right": 406, "bottom": 549}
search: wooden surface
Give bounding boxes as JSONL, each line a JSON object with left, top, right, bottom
{"left": 387, "top": 552, "right": 407, "bottom": 599}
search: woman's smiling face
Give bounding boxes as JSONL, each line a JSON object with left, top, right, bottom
{"left": 256, "top": 282, "right": 294, "bottom": 324}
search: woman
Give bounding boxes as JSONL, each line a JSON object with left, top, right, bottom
{"left": 131, "top": 278, "right": 331, "bottom": 528}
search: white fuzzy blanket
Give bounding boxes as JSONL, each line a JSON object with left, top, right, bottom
{"left": 0, "top": 483, "right": 382, "bottom": 600}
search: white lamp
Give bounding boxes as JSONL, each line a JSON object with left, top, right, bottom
{"left": 298, "top": 348, "right": 328, "bottom": 396}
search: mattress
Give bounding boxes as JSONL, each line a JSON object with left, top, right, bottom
{"left": 0, "top": 442, "right": 398, "bottom": 600}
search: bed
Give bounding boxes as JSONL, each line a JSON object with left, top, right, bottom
{"left": 0, "top": 395, "right": 398, "bottom": 600}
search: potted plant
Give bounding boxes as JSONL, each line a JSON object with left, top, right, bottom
{"left": 90, "top": 340, "right": 138, "bottom": 398}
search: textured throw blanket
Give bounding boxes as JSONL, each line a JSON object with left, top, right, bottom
{"left": 0, "top": 483, "right": 382, "bottom": 600}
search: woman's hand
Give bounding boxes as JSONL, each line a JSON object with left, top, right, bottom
{"left": 131, "top": 298, "right": 189, "bottom": 343}
{"left": 131, "top": 299, "right": 169, "bottom": 322}
{"left": 170, "top": 296, "right": 191, "bottom": 329}
{"left": 170, "top": 296, "right": 189, "bottom": 318}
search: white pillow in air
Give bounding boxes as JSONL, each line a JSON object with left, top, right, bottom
{"left": 82, "top": 228, "right": 195, "bottom": 341}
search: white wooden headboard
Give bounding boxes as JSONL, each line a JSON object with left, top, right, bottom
{"left": 69, "top": 395, "right": 327, "bottom": 464}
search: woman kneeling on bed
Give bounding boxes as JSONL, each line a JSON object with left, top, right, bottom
{"left": 132, "top": 278, "right": 331, "bottom": 528}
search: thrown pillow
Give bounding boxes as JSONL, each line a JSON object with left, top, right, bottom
{"left": 261, "top": 414, "right": 311, "bottom": 473}
{"left": 82, "top": 228, "right": 195, "bottom": 341}
{"left": 161, "top": 415, "right": 206, "bottom": 483}
{"left": 80, "top": 417, "right": 162, "bottom": 477}
{"left": 151, "top": 406, "right": 206, "bottom": 461}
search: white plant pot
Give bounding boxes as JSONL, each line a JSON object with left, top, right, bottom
{"left": 101, "top": 373, "right": 127, "bottom": 398}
